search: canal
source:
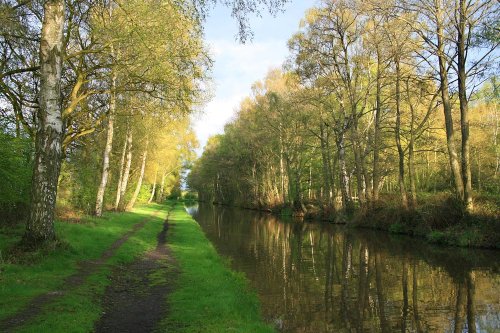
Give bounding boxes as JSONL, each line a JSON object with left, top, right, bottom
{"left": 186, "top": 203, "right": 499, "bottom": 332}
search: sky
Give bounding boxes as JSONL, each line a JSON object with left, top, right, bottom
{"left": 192, "top": 0, "right": 315, "bottom": 154}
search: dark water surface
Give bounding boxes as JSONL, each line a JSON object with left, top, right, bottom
{"left": 186, "top": 203, "right": 500, "bottom": 333}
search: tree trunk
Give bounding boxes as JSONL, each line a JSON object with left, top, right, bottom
{"left": 372, "top": 46, "right": 383, "bottom": 204}
{"left": 95, "top": 72, "right": 116, "bottom": 216}
{"left": 408, "top": 129, "right": 417, "bottom": 209}
{"left": 279, "top": 122, "right": 286, "bottom": 205}
{"left": 114, "top": 132, "right": 128, "bottom": 210}
{"left": 350, "top": 120, "right": 366, "bottom": 207}
{"left": 320, "top": 122, "right": 333, "bottom": 209}
{"left": 337, "top": 130, "right": 354, "bottom": 214}
{"left": 24, "top": 0, "right": 65, "bottom": 246}
{"left": 457, "top": 0, "right": 473, "bottom": 212}
{"left": 159, "top": 171, "right": 166, "bottom": 202}
{"left": 436, "top": 3, "right": 465, "bottom": 200}
{"left": 148, "top": 169, "right": 157, "bottom": 204}
{"left": 408, "top": 90, "right": 417, "bottom": 209}
{"left": 117, "top": 127, "right": 132, "bottom": 211}
{"left": 126, "top": 141, "right": 148, "bottom": 210}
{"left": 94, "top": 0, "right": 116, "bottom": 216}
{"left": 395, "top": 59, "right": 408, "bottom": 210}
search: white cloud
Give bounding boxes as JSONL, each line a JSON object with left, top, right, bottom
{"left": 193, "top": 38, "right": 289, "bottom": 154}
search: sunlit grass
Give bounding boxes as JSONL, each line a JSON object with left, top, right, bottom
{"left": 1, "top": 202, "right": 274, "bottom": 332}
{"left": 160, "top": 204, "right": 274, "bottom": 333}
{"left": 16, "top": 203, "right": 170, "bottom": 333}
{"left": 0, "top": 203, "right": 168, "bottom": 325}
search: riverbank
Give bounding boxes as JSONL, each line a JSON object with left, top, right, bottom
{"left": 207, "top": 191, "right": 500, "bottom": 249}
{"left": 0, "top": 201, "right": 273, "bottom": 332}
{"left": 351, "top": 193, "right": 500, "bottom": 249}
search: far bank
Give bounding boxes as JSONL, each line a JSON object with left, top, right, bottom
{"left": 194, "top": 191, "right": 500, "bottom": 249}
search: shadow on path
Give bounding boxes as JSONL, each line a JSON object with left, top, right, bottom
{"left": 0, "top": 209, "right": 160, "bottom": 332}
{"left": 94, "top": 209, "right": 178, "bottom": 333}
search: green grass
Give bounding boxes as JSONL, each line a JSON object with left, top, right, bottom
{"left": 1, "top": 202, "right": 273, "bottom": 332}
{"left": 160, "top": 204, "right": 274, "bottom": 333}
{"left": 16, "top": 203, "right": 171, "bottom": 332}
{"left": 0, "top": 203, "right": 170, "bottom": 331}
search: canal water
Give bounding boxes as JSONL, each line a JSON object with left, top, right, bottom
{"left": 186, "top": 203, "right": 500, "bottom": 333}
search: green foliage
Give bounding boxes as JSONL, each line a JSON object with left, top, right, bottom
{"left": 280, "top": 207, "right": 293, "bottom": 217}
{"left": 57, "top": 141, "right": 101, "bottom": 215}
{"left": 182, "top": 191, "right": 198, "bottom": 201}
{"left": 388, "top": 223, "right": 406, "bottom": 234}
{"left": 427, "top": 231, "right": 447, "bottom": 245}
{"left": 0, "top": 131, "right": 33, "bottom": 224}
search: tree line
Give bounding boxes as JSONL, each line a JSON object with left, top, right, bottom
{"left": 189, "top": 0, "right": 499, "bottom": 220}
{"left": 1, "top": 0, "right": 293, "bottom": 248}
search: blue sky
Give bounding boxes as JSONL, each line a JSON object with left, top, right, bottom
{"left": 192, "top": 0, "right": 315, "bottom": 153}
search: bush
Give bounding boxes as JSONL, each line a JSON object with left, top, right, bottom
{"left": 427, "top": 231, "right": 447, "bottom": 244}
{"left": 0, "top": 132, "right": 33, "bottom": 224}
{"left": 388, "top": 223, "right": 406, "bottom": 234}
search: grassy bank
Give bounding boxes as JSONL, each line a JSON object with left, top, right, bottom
{"left": 0, "top": 203, "right": 170, "bottom": 332}
{"left": 161, "top": 204, "right": 273, "bottom": 333}
{"left": 352, "top": 193, "right": 500, "bottom": 249}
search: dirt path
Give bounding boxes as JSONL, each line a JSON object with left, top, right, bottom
{"left": 94, "top": 211, "right": 177, "bottom": 333}
{"left": 0, "top": 209, "right": 160, "bottom": 332}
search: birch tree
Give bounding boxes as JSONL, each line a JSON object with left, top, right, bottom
{"left": 24, "top": 0, "right": 65, "bottom": 246}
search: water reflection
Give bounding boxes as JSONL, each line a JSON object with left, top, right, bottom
{"left": 186, "top": 203, "right": 500, "bottom": 333}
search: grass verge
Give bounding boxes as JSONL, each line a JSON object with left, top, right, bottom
{"left": 160, "top": 204, "right": 274, "bottom": 333}
{"left": 0, "top": 203, "right": 170, "bottom": 332}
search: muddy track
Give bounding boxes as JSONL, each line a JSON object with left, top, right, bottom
{"left": 94, "top": 208, "right": 177, "bottom": 333}
{"left": 0, "top": 209, "right": 161, "bottom": 332}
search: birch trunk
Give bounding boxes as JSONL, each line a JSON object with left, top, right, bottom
{"left": 350, "top": 121, "right": 366, "bottom": 207}
{"left": 95, "top": 72, "right": 116, "bottom": 216}
{"left": 114, "top": 133, "right": 127, "bottom": 210}
{"left": 372, "top": 47, "right": 383, "bottom": 203}
{"left": 408, "top": 106, "right": 417, "bottom": 209}
{"left": 457, "top": 0, "right": 473, "bottom": 212}
{"left": 279, "top": 121, "right": 286, "bottom": 205}
{"left": 117, "top": 127, "right": 132, "bottom": 211}
{"left": 148, "top": 169, "right": 157, "bottom": 203}
{"left": 395, "top": 59, "right": 409, "bottom": 210}
{"left": 94, "top": 0, "right": 116, "bottom": 216}
{"left": 24, "top": 0, "right": 65, "bottom": 246}
{"left": 320, "top": 122, "right": 333, "bottom": 208}
{"left": 337, "top": 131, "right": 354, "bottom": 214}
{"left": 126, "top": 141, "right": 148, "bottom": 210}
{"left": 159, "top": 171, "right": 166, "bottom": 202}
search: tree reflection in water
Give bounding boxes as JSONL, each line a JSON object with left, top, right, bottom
{"left": 186, "top": 203, "right": 499, "bottom": 333}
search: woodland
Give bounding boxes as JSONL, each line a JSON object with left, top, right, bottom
{"left": 1, "top": 0, "right": 498, "bottom": 332}
{"left": 0, "top": 0, "right": 293, "bottom": 248}
{"left": 0, "top": 0, "right": 499, "bottom": 251}
{"left": 188, "top": 0, "right": 500, "bottom": 246}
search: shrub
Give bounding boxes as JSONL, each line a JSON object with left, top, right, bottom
{"left": 0, "top": 132, "right": 33, "bottom": 224}
{"left": 389, "top": 223, "right": 406, "bottom": 234}
{"left": 427, "top": 231, "right": 447, "bottom": 244}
